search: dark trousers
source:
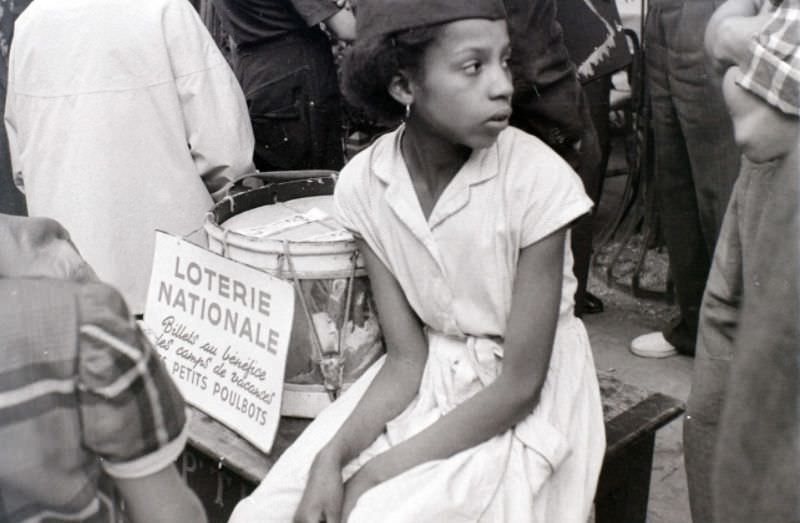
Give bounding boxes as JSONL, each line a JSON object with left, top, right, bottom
{"left": 0, "top": 107, "right": 26, "bottom": 216}
{"left": 506, "top": 0, "right": 604, "bottom": 316}
{"left": 645, "top": 0, "right": 740, "bottom": 354}
{"left": 0, "top": 0, "right": 31, "bottom": 216}
{"left": 512, "top": 80, "right": 602, "bottom": 317}
{"left": 0, "top": 78, "right": 26, "bottom": 216}
{"left": 571, "top": 81, "right": 607, "bottom": 316}
{"left": 234, "top": 29, "right": 344, "bottom": 173}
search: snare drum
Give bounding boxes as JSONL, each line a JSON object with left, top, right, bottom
{"left": 204, "top": 174, "right": 384, "bottom": 418}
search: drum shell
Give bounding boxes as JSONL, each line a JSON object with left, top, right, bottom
{"left": 204, "top": 174, "right": 384, "bottom": 418}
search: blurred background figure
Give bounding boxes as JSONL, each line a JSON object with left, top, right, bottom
{"left": 0, "top": 0, "right": 32, "bottom": 216}
{"left": 629, "top": 0, "right": 741, "bottom": 358}
{"left": 504, "top": 0, "right": 604, "bottom": 317}
{"left": 685, "top": 0, "right": 800, "bottom": 521}
{"left": 210, "top": 0, "right": 355, "bottom": 173}
{"left": 0, "top": 213, "right": 207, "bottom": 523}
{"left": 5, "top": 0, "right": 255, "bottom": 316}
{"left": 557, "top": 0, "right": 633, "bottom": 317}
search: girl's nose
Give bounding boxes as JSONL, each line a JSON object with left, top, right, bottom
{"left": 489, "top": 63, "right": 513, "bottom": 100}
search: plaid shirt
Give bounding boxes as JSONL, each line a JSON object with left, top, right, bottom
{"left": 0, "top": 278, "right": 187, "bottom": 523}
{"left": 738, "top": 0, "right": 800, "bottom": 115}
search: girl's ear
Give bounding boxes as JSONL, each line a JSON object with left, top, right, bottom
{"left": 388, "top": 71, "right": 414, "bottom": 107}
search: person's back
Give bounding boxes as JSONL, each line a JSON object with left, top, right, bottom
{"left": 0, "top": 274, "right": 206, "bottom": 522}
{"left": 210, "top": 0, "right": 353, "bottom": 173}
{"left": 212, "top": 0, "right": 331, "bottom": 48}
{"left": 686, "top": 2, "right": 800, "bottom": 520}
{"left": 5, "top": 0, "right": 254, "bottom": 315}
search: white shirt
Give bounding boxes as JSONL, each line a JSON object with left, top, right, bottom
{"left": 333, "top": 125, "right": 593, "bottom": 338}
{"left": 6, "top": 0, "right": 255, "bottom": 313}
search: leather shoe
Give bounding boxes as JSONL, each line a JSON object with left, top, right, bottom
{"left": 583, "top": 291, "right": 604, "bottom": 314}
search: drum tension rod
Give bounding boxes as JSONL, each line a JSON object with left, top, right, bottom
{"left": 281, "top": 240, "right": 345, "bottom": 401}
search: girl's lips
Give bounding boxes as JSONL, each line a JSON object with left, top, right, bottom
{"left": 487, "top": 110, "right": 512, "bottom": 123}
{"left": 484, "top": 118, "right": 509, "bottom": 132}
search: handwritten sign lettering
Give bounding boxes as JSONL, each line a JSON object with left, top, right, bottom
{"left": 144, "top": 231, "right": 294, "bottom": 453}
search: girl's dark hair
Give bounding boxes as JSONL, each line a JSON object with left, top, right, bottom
{"left": 340, "top": 24, "right": 444, "bottom": 125}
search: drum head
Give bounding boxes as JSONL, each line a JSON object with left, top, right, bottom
{"left": 222, "top": 195, "right": 348, "bottom": 243}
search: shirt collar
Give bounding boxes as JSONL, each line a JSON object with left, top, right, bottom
{"left": 371, "top": 126, "right": 500, "bottom": 232}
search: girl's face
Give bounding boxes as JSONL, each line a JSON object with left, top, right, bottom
{"left": 406, "top": 18, "right": 513, "bottom": 150}
{"left": 722, "top": 66, "right": 800, "bottom": 163}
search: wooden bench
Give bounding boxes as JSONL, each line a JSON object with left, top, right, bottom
{"left": 178, "top": 371, "right": 684, "bottom": 523}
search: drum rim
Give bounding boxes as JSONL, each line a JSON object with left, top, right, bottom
{"left": 204, "top": 175, "right": 358, "bottom": 253}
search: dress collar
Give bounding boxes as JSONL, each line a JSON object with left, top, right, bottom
{"left": 371, "top": 126, "right": 500, "bottom": 233}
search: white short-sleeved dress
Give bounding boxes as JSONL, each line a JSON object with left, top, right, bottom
{"left": 230, "top": 126, "right": 605, "bottom": 523}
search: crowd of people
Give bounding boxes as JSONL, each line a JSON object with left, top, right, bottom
{"left": 0, "top": 0, "right": 797, "bottom": 521}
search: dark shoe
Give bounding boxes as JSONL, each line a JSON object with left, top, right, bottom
{"left": 583, "top": 291, "right": 604, "bottom": 314}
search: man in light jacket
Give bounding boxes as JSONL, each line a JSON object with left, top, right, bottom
{"left": 5, "top": 0, "right": 255, "bottom": 315}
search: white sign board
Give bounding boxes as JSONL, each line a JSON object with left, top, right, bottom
{"left": 144, "top": 231, "right": 294, "bottom": 453}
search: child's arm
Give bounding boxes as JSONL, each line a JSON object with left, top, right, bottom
{"left": 340, "top": 226, "right": 567, "bottom": 520}
{"left": 722, "top": 66, "right": 800, "bottom": 161}
{"left": 705, "top": 0, "right": 774, "bottom": 74}
{"left": 115, "top": 465, "right": 207, "bottom": 523}
{"left": 294, "top": 239, "right": 430, "bottom": 523}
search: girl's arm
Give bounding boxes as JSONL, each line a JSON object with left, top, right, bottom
{"left": 342, "top": 226, "right": 567, "bottom": 518}
{"left": 294, "top": 238, "right": 429, "bottom": 523}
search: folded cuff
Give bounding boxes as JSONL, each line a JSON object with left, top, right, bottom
{"left": 102, "top": 409, "right": 190, "bottom": 479}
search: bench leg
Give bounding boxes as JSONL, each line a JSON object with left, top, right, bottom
{"left": 595, "top": 433, "right": 655, "bottom": 523}
{"left": 177, "top": 447, "right": 256, "bottom": 523}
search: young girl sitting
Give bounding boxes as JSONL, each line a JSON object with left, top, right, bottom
{"left": 230, "top": 2, "right": 605, "bottom": 522}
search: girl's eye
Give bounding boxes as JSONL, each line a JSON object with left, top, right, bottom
{"left": 463, "top": 62, "right": 482, "bottom": 74}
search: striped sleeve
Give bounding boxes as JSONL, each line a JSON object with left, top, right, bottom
{"left": 76, "top": 282, "right": 188, "bottom": 479}
{"left": 737, "top": 1, "right": 800, "bottom": 115}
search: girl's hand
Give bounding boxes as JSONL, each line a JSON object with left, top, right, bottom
{"left": 294, "top": 452, "right": 345, "bottom": 523}
{"left": 341, "top": 462, "right": 381, "bottom": 522}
